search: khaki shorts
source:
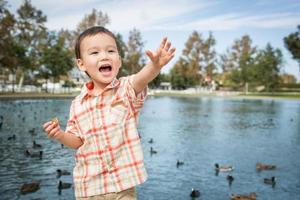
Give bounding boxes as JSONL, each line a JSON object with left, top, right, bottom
{"left": 76, "top": 187, "right": 136, "bottom": 200}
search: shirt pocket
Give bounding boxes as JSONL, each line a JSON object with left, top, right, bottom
{"left": 108, "top": 98, "right": 128, "bottom": 125}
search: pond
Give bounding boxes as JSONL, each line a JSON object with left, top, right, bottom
{"left": 0, "top": 96, "right": 299, "bottom": 200}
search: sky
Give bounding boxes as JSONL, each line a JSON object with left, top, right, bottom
{"left": 7, "top": 0, "right": 300, "bottom": 81}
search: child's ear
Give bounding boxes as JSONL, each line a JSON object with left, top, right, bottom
{"left": 76, "top": 59, "right": 86, "bottom": 72}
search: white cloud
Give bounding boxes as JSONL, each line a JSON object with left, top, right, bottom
{"left": 96, "top": 0, "right": 215, "bottom": 31}
{"left": 152, "top": 12, "right": 300, "bottom": 31}
{"left": 8, "top": 0, "right": 300, "bottom": 32}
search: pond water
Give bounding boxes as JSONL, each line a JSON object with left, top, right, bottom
{"left": 0, "top": 96, "right": 299, "bottom": 200}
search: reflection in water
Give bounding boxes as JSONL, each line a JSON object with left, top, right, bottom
{"left": 0, "top": 97, "right": 300, "bottom": 200}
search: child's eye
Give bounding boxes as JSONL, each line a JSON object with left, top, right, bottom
{"left": 108, "top": 50, "right": 116, "bottom": 53}
{"left": 90, "top": 51, "right": 98, "bottom": 55}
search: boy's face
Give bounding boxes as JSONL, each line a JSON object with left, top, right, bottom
{"left": 77, "top": 33, "right": 121, "bottom": 90}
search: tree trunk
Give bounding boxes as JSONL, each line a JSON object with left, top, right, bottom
{"left": 18, "top": 73, "right": 24, "bottom": 92}
{"left": 11, "top": 73, "right": 16, "bottom": 93}
{"left": 45, "top": 79, "right": 48, "bottom": 93}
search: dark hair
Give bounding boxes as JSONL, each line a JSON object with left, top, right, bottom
{"left": 75, "top": 26, "right": 117, "bottom": 59}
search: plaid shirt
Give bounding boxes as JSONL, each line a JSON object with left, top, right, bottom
{"left": 65, "top": 75, "right": 148, "bottom": 198}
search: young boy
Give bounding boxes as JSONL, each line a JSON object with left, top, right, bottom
{"left": 43, "top": 26, "right": 175, "bottom": 199}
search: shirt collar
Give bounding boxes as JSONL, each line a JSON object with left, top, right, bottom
{"left": 78, "top": 78, "right": 120, "bottom": 103}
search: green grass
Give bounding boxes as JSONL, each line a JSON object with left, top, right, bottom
{"left": 240, "top": 92, "right": 300, "bottom": 99}
{"left": 1, "top": 91, "right": 300, "bottom": 100}
{"left": 0, "top": 92, "right": 77, "bottom": 99}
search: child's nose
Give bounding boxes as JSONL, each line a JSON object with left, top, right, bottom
{"left": 99, "top": 51, "right": 109, "bottom": 60}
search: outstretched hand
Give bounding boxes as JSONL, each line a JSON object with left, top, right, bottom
{"left": 146, "top": 37, "right": 176, "bottom": 69}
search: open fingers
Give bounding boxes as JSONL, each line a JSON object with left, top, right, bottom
{"left": 165, "top": 41, "right": 172, "bottom": 51}
{"left": 146, "top": 50, "right": 154, "bottom": 61}
{"left": 169, "top": 47, "right": 176, "bottom": 55}
{"left": 159, "top": 37, "right": 168, "bottom": 50}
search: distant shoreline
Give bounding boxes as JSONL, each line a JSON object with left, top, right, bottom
{"left": 150, "top": 90, "right": 300, "bottom": 100}
{"left": 0, "top": 92, "right": 77, "bottom": 100}
{"left": 0, "top": 91, "right": 300, "bottom": 100}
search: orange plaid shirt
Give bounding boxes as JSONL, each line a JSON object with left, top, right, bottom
{"left": 65, "top": 75, "right": 148, "bottom": 198}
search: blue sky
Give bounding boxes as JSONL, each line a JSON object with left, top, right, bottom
{"left": 8, "top": 0, "right": 300, "bottom": 81}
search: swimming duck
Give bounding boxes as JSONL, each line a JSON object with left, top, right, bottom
{"left": 176, "top": 160, "right": 184, "bottom": 168}
{"left": 25, "top": 150, "right": 43, "bottom": 159}
{"left": 8, "top": 134, "right": 16, "bottom": 140}
{"left": 256, "top": 162, "right": 276, "bottom": 171}
{"left": 215, "top": 163, "right": 234, "bottom": 172}
{"left": 148, "top": 138, "right": 154, "bottom": 144}
{"left": 57, "top": 169, "right": 71, "bottom": 178}
{"left": 190, "top": 188, "right": 200, "bottom": 198}
{"left": 0, "top": 115, "right": 3, "bottom": 129}
{"left": 28, "top": 128, "right": 35, "bottom": 134}
{"left": 231, "top": 192, "right": 257, "bottom": 200}
{"left": 58, "top": 180, "right": 72, "bottom": 190}
{"left": 33, "top": 140, "right": 42, "bottom": 148}
{"left": 227, "top": 175, "right": 234, "bottom": 186}
{"left": 264, "top": 176, "right": 276, "bottom": 186}
{"left": 150, "top": 147, "right": 157, "bottom": 155}
{"left": 21, "top": 182, "right": 40, "bottom": 194}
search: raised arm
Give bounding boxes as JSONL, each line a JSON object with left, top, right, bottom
{"left": 132, "top": 37, "right": 176, "bottom": 94}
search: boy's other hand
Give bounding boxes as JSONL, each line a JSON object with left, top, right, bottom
{"left": 43, "top": 120, "right": 64, "bottom": 140}
{"left": 146, "top": 37, "right": 176, "bottom": 69}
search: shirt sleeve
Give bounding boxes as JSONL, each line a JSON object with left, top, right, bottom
{"left": 65, "top": 100, "right": 81, "bottom": 138}
{"left": 125, "top": 75, "right": 148, "bottom": 114}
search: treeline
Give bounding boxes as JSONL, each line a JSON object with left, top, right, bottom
{"left": 0, "top": 0, "right": 299, "bottom": 93}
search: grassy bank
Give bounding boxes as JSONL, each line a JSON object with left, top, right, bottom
{"left": 0, "top": 91, "right": 300, "bottom": 100}
{"left": 240, "top": 92, "right": 300, "bottom": 100}
{"left": 152, "top": 91, "right": 300, "bottom": 100}
{"left": 0, "top": 92, "right": 78, "bottom": 99}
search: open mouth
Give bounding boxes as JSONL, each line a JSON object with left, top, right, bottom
{"left": 99, "top": 64, "right": 112, "bottom": 72}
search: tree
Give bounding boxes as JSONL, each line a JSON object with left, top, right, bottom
{"left": 123, "top": 28, "right": 145, "bottom": 75}
{"left": 75, "top": 9, "right": 110, "bottom": 35}
{"left": 170, "top": 58, "right": 189, "bottom": 89}
{"left": 15, "top": 0, "right": 47, "bottom": 88}
{"left": 202, "top": 32, "right": 217, "bottom": 79}
{"left": 40, "top": 31, "right": 73, "bottom": 93}
{"left": 0, "top": 0, "right": 24, "bottom": 92}
{"left": 220, "top": 35, "right": 257, "bottom": 88}
{"left": 252, "top": 44, "right": 282, "bottom": 92}
{"left": 170, "top": 31, "right": 204, "bottom": 89}
{"left": 115, "top": 33, "right": 128, "bottom": 77}
{"left": 284, "top": 25, "right": 300, "bottom": 68}
{"left": 149, "top": 73, "right": 170, "bottom": 88}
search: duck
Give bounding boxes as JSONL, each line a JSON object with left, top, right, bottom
{"left": 148, "top": 138, "right": 154, "bottom": 144}
{"left": 176, "top": 160, "right": 184, "bottom": 168}
{"left": 190, "top": 188, "right": 200, "bottom": 198}
{"left": 256, "top": 162, "right": 276, "bottom": 171}
{"left": 56, "top": 169, "right": 71, "bottom": 178}
{"left": 7, "top": 134, "right": 16, "bottom": 140}
{"left": 231, "top": 192, "right": 257, "bottom": 200}
{"left": 25, "top": 150, "right": 43, "bottom": 159}
{"left": 20, "top": 182, "right": 40, "bottom": 194}
{"left": 150, "top": 147, "right": 157, "bottom": 155}
{"left": 264, "top": 176, "right": 276, "bottom": 186}
{"left": 227, "top": 175, "right": 234, "bottom": 186}
{"left": 58, "top": 180, "right": 72, "bottom": 190}
{"left": 215, "top": 163, "right": 234, "bottom": 172}
{"left": 33, "top": 140, "right": 42, "bottom": 148}
{"left": 0, "top": 115, "right": 3, "bottom": 129}
{"left": 28, "top": 128, "right": 36, "bottom": 134}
